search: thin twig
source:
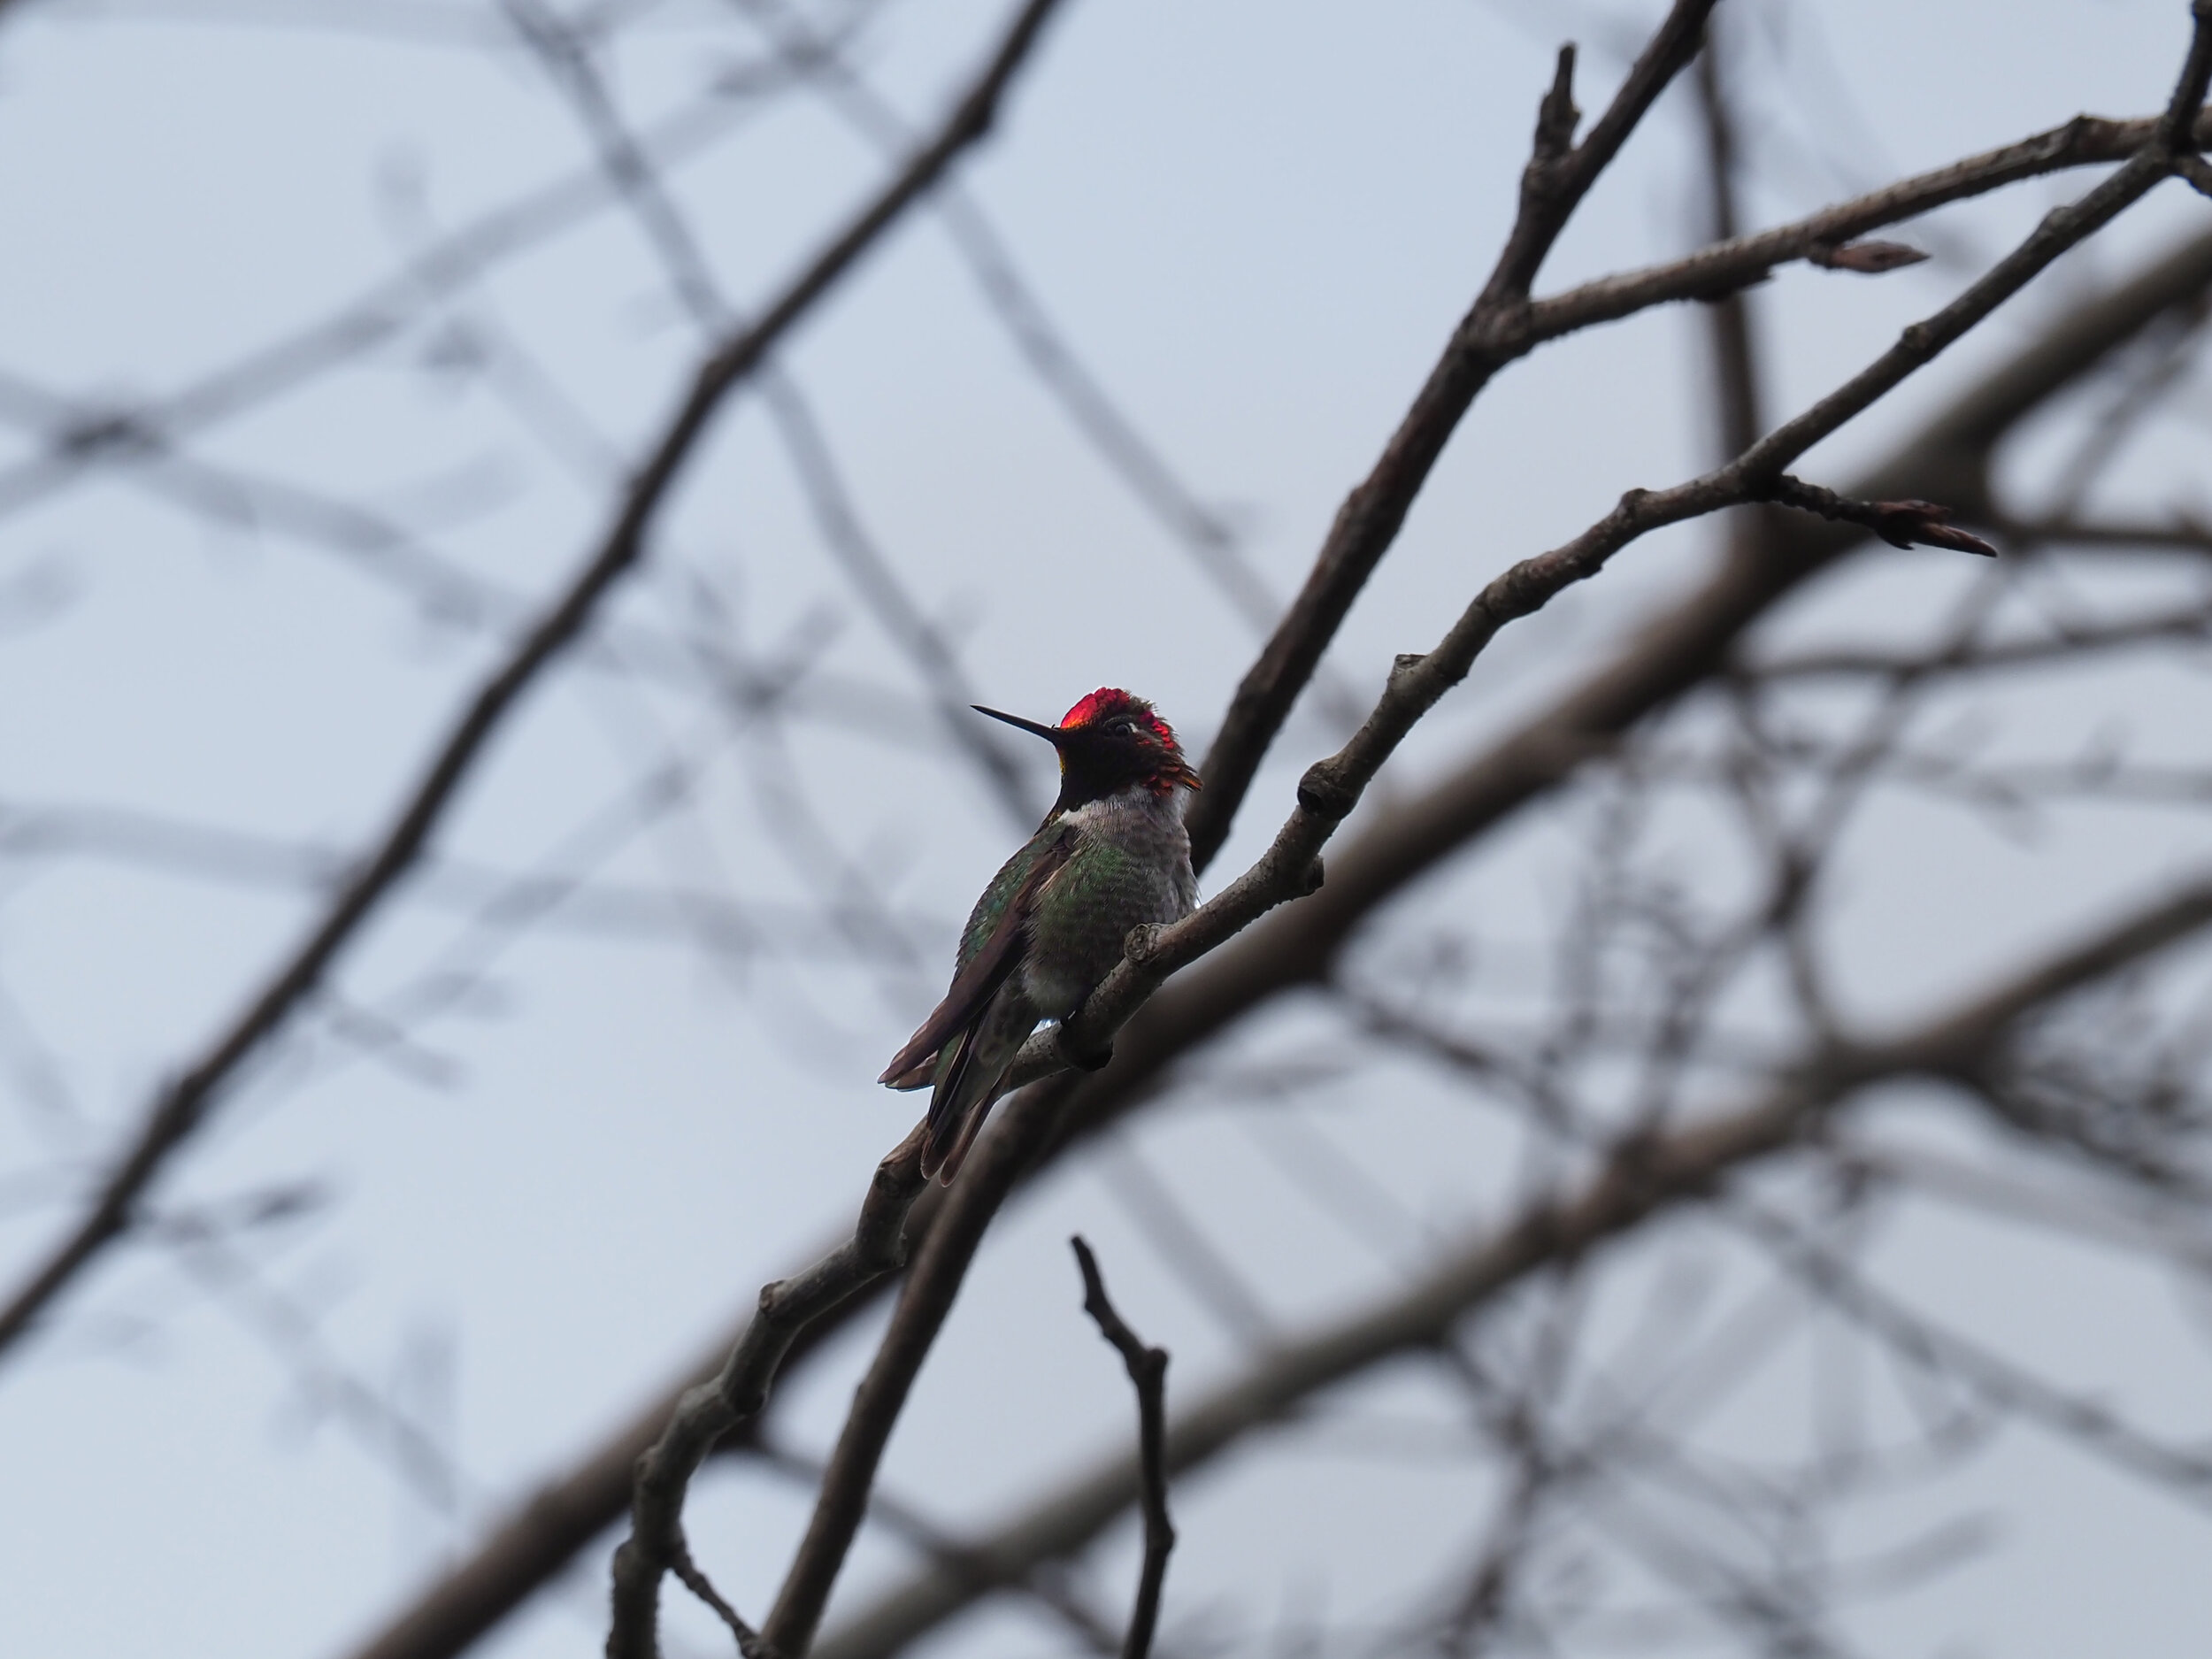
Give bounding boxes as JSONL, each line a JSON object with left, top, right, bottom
{"left": 1760, "top": 474, "right": 2001, "bottom": 556}
{"left": 1528, "top": 107, "right": 2212, "bottom": 341}
{"left": 669, "top": 1539, "right": 763, "bottom": 1655}
{"left": 606, "top": 1122, "right": 933, "bottom": 1659}
{"left": 1187, "top": 0, "right": 1723, "bottom": 872}
{"left": 1070, "top": 1237, "right": 1176, "bottom": 1659}
{"left": 1184, "top": 21, "right": 2212, "bottom": 874}
{"left": 748, "top": 1072, "right": 1069, "bottom": 1656}
{"left": 1691, "top": 18, "right": 1767, "bottom": 465}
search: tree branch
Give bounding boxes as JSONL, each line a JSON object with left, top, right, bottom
{"left": 1691, "top": 13, "right": 1767, "bottom": 465}
{"left": 1760, "top": 475, "right": 2001, "bottom": 556}
{"left": 814, "top": 875, "right": 2212, "bottom": 1659}
{"left": 1187, "top": 64, "right": 2212, "bottom": 876}
{"left": 0, "top": 0, "right": 1072, "bottom": 1367}
{"left": 342, "top": 105, "right": 2212, "bottom": 1659}
{"left": 741, "top": 34, "right": 2212, "bottom": 1647}
{"left": 605, "top": 1123, "right": 932, "bottom": 1658}
{"left": 1532, "top": 107, "right": 2212, "bottom": 340}
{"left": 1186, "top": 0, "right": 1722, "bottom": 872}
{"left": 737, "top": 1073, "right": 1069, "bottom": 1656}
{"left": 1014, "top": 28, "right": 2209, "bottom": 1101}
{"left": 1069, "top": 1238, "right": 1174, "bottom": 1659}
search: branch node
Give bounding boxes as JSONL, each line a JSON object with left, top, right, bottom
{"left": 1056, "top": 1025, "right": 1116, "bottom": 1073}
{"left": 1124, "top": 921, "right": 1168, "bottom": 967}
{"left": 1296, "top": 761, "right": 1356, "bottom": 821}
{"left": 1387, "top": 651, "right": 1428, "bottom": 693}
{"left": 1300, "top": 856, "right": 1326, "bottom": 897}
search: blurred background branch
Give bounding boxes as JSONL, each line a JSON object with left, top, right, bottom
{"left": 6, "top": 5, "right": 2212, "bottom": 1659}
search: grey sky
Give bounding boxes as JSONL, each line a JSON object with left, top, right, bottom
{"left": 4, "top": 2, "right": 2212, "bottom": 1656}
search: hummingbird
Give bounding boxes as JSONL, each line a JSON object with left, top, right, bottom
{"left": 881, "top": 688, "right": 1202, "bottom": 1184}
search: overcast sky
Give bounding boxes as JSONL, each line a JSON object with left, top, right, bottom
{"left": 4, "top": 3, "right": 2211, "bottom": 1657}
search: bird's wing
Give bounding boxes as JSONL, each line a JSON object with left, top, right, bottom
{"left": 877, "top": 825, "right": 1075, "bottom": 1089}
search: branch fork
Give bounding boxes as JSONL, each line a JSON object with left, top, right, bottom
{"left": 1069, "top": 1238, "right": 1175, "bottom": 1659}
{"left": 598, "top": 8, "right": 2212, "bottom": 1657}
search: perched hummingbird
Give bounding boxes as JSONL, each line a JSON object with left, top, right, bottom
{"left": 881, "top": 688, "right": 1202, "bottom": 1184}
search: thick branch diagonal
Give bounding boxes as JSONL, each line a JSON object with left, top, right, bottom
{"left": 816, "top": 877, "right": 2212, "bottom": 1658}
{"left": 347, "top": 34, "right": 2212, "bottom": 1659}
{"left": 745, "top": 29, "right": 2212, "bottom": 1657}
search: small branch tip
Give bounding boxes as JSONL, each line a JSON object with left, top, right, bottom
{"left": 1067, "top": 1236, "right": 1175, "bottom": 1659}
{"left": 1533, "top": 44, "right": 1579, "bottom": 158}
{"left": 1808, "top": 238, "right": 1930, "bottom": 274}
{"left": 1762, "top": 475, "right": 2000, "bottom": 557}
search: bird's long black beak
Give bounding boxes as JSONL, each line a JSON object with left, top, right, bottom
{"left": 972, "top": 704, "right": 1066, "bottom": 745}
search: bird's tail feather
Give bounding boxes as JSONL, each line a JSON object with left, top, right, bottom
{"left": 919, "top": 996, "right": 1032, "bottom": 1185}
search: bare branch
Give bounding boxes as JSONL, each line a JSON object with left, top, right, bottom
{"left": 346, "top": 93, "right": 2212, "bottom": 1659}
{"left": 1805, "top": 238, "right": 1931, "bottom": 273}
{"left": 1747, "top": 599, "right": 2212, "bottom": 682}
{"left": 1015, "top": 51, "right": 2206, "bottom": 1102}
{"left": 1729, "top": 1195, "right": 2212, "bottom": 1497}
{"left": 745, "top": 1079, "right": 1071, "bottom": 1657}
{"left": 0, "top": 65, "right": 815, "bottom": 518}
{"left": 752, "top": 72, "right": 2212, "bottom": 1636}
{"left": 1530, "top": 108, "right": 2212, "bottom": 338}
{"left": 1760, "top": 475, "right": 2001, "bottom": 557}
{"left": 1191, "top": 65, "right": 2212, "bottom": 875}
{"left": 734, "top": 0, "right": 1286, "bottom": 637}
{"left": 749, "top": 1439, "right": 1124, "bottom": 1651}
{"left": 607, "top": 1124, "right": 932, "bottom": 1659}
{"left": 2161, "top": 0, "right": 2212, "bottom": 150}
{"left": 0, "top": 0, "right": 1073, "bottom": 1364}
{"left": 816, "top": 875, "right": 2212, "bottom": 1659}
{"left": 1069, "top": 1238, "right": 1175, "bottom": 1659}
{"left": 1692, "top": 20, "right": 1767, "bottom": 465}
{"left": 1187, "top": 0, "right": 1722, "bottom": 872}
{"left": 503, "top": 0, "right": 1040, "bottom": 831}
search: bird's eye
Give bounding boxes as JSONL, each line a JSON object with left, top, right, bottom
{"left": 1112, "top": 718, "right": 1136, "bottom": 734}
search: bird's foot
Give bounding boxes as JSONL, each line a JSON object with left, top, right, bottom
{"left": 1056, "top": 1024, "right": 1115, "bottom": 1072}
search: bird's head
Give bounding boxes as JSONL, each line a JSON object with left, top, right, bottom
{"left": 974, "top": 687, "right": 1202, "bottom": 813}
